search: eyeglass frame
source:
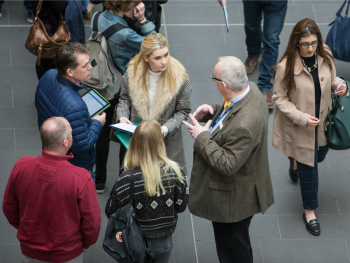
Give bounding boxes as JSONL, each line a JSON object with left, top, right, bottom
{"left": 298, "top": 40, "right": 319, "bottom": 49}
{"left": 211, "top": 74, "right": 226, "bottom": 83}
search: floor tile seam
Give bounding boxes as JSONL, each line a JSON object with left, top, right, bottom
{"left": 161, "top": 4, "right": 168, "bottom": 42}
{"left": 190, "top": 213, "right": 199, "bottom": 263}
{"left": 312, "top": 4, "right": 318, "bottom": 24}
{"left": 258, "top": 239, "right": 265, "bottom": 263}
{"left": 345, "top": 239, "right": 350, "bottom": 262}
{"left": 335, "top": 192, "right": 341, "bottom": 215}
{"left": 276, "top": 215, "right": 282, "bottom": 240}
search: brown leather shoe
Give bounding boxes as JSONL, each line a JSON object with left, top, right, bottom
{"left": 244, "top": 55, "right": 261, "bottom": 76}
{"left": 263, "top": 92, "right": 273, "bottom": 109}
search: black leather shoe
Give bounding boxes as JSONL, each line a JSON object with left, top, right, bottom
{"left": 288, "top": 157, "right": 299, "bottom": 183}
{"left": 303, "top": 213, "right": 321, "bottom": 236}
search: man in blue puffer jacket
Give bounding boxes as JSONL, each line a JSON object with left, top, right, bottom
{"left": 35, "top": 43, "right": 106, "bottom": 180}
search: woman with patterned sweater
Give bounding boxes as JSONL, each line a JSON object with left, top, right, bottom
{"left": 106, "top": 120, "right": 188, "bottom": 263}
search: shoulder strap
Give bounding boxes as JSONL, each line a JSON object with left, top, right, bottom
{"left": 102, "top": 23, "right": 128, "bottom": 40}
{"left": 35, "top": 0, "right": 43, "bottom": 17}
{"left": 93, "top": 11, "right": 102, "bottom": 32}
{"left": 336, "top": 0, "right": 348, "bottom": 17}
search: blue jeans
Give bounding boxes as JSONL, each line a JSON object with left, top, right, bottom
{"left": 243, "top": 0, "right": 287, "bottom": 92}
{"left": 0, "top": 1, "right": 32, "bottom": 16}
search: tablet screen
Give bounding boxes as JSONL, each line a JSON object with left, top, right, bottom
{"left": 81, "top": 89, "right": 109, "bottom": 117}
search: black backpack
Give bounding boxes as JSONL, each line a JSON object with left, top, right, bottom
{"left": 103, "top": 175, "right": 157, "bottom": 263}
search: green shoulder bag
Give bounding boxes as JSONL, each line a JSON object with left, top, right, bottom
{"left": 325, "top": 77, "right": 350, "bottom": 150}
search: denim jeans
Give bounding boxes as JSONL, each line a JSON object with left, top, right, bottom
{"left": 89, "top": 170, "right": 95, "bottom": 183}
{"left": 0, "top": 1, "right": 32, "bottom": 15}
{"left": 242, "top": 0, "right": 287, "bottom": 92}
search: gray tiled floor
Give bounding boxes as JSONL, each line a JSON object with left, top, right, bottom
{"left": 1, "top": 1, "right": 350, "bottom": 262}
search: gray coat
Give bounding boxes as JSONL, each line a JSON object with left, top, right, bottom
{"left": 188, "top": 83, "right": 274, "bottom": 223}
{"left": 116, "top": 59, "right": 192, "bottom": 174}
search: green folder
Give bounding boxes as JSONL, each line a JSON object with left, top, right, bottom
{"left": 114, "top": 121, "right": 139, "bottom": 149}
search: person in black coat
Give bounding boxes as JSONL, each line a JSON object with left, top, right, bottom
{"left": 32, "top": 0, "right": 68, "bottom": 80}
{"left": 90, "top": 0, "right": 167, "bottom": 33}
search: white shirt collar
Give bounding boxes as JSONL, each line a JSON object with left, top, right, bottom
{"left": 229, "top": 85, "right": 250, "bottom": 104}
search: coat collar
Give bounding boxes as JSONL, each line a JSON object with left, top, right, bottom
{"left": 294, "top": 51, "right": 324, "bottom": 76}
{"left": 56, "top": 73, "right": 84, "bottom": 92}
{"left": 210, "top": 84, "right": 254, "bottom": 138}
{"left": 125, "top": 58, "right": 185, "bottom": 120}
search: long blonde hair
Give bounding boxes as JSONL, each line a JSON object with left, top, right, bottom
{"left": 127, "top": 33, "right": 188, "bottom": 93}
{"left": 124, "top": 120, "right": 184, "bottom": 196}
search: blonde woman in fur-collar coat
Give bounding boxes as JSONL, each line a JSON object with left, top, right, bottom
{"left": 116, "top": 33, "right": 192, "bottom": 174}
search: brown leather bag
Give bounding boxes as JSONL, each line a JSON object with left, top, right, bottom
{"left": 25, "top": 0, "right": 70, "bottom": 65}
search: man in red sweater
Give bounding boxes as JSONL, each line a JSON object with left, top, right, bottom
{"left": 3, "top": 117, "right": 101, "bottom": 263}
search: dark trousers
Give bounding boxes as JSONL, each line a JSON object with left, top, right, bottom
{"left": 0, "top": 0, "right": 32, "bottom": 14}
{"left": 35, "top": 58, "right": 56, "bottom": 80}
{"left": 242, "top": 0, "right": 287, "bottom": 92}
{"left": 95, "top": 97, "right": 118, "bottom": 184}
{"left": 296, "top": 104, "right": 328, "bottom": 210}
{"left": 212, "top": 216, "right": 253, "bottom": 263}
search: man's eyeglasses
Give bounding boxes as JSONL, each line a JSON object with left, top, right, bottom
{"left": 211, "top": 74, "right": 225, "bottom": 83}
{"left": 299, "top": 40, "right": 319, "bottom": 49}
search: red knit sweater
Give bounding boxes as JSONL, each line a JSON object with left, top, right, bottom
{"left": 2, "top": 150, "right": 101, "bottom": 263}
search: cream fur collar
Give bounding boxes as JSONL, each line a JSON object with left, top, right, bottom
{"left": 126, "top": 60, "right": 185, "bottom": 120}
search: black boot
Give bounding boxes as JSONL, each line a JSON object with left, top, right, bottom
{"left": 288, "top": 157, "right": 299, "bottom": 183}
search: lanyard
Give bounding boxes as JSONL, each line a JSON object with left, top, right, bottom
{"left": 210, "top": 101, "right": 238, "bottom": 129}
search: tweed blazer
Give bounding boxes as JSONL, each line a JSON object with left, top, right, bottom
{"left": 272, "top": 51, "right": 344, "bottom": 167}
{"left": 188, "top": 82, "right": 274, "bottom": 223}
{"left": 116, "top": 58, "right": 192, "bottom": 174}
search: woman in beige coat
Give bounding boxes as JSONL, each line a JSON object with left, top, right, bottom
{"left": 116, "top": 33, "right": 192, "bottom": 175}
{"left": 272, "top": 19, "right": 348, "bottom": 236}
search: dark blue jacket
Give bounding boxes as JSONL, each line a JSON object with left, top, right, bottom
{"left": 65, "top": 0, "right": 86, "bottom": 44}
{"left": 35, "top": 69, "right": 102, "bottom": 171}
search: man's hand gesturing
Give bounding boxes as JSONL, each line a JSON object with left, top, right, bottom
{"left": 192, "top": 104, "right": 214, "bottom": 121}
{"left": 183, "top": 114, "right": 212, "bottom": 140}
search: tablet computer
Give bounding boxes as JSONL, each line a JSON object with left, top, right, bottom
{"left": 81, "top": 89, "right": 110, "bottom": 118}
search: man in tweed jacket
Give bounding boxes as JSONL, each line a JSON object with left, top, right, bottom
{"left": 183, "top": 56, "right": 274, "bottom": 263}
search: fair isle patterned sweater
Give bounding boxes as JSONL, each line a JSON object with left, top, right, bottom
{"left": 105, "top": 164, "right": 189, "bottom": 238}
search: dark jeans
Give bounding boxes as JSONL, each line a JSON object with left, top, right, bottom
{"left": 212, "top": 216, "right": 254, "bottom": 263}
{"left": 0, "top": 0, "right": 32, "bottom": 14}
{"left": 145, "top": 235, "right": 173, "bottom": 263}
{"left": 296, "top": 104, "right": 329, "bottom": 210}
{"left": 95, "top": 97, "right": 118, "bottom": 184}
{"left": 243, "top": 0, "right": 287, "bottom": 92}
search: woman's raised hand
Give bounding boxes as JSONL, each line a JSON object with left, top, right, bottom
{"left": 120, "top": 117, "right": 133, "bottom": 125}
{"left": 133, "top": 2, "right": 146, "bottom": 23}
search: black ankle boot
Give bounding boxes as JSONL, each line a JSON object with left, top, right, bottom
{"left": 288, "top": 157, "right": 298, "bottom": 183}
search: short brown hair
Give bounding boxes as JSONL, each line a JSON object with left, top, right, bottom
{"left": 55, "top": 42, "right": 90, "bottom": 76}
{"left": 40, "top": 117, "right": 69, "bottom": 151}
{"left": 103, "top": 0, "right": 141, "bottom": 13}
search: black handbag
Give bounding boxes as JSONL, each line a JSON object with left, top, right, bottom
{"left": 325, "top": 77, "right": 350, "bottom": 150}
{"left": 103, "top": 175, "right": 157, "bottom": 263}
{"left": 325, "top": 0, "right": 350, "bottom": 62}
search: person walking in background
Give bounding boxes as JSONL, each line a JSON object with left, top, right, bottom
{"left": 3, "top": 117, "right": 101, "bottom": 263}
{"left": 90, "top": 0, "right": 167, "bottom": 33}
{"left": 35, "top": 42, "right": 106, "bottom": 180}
{"left": 106, "top": 120, "right": 188, "bottom": 263}
{"left": 272, "top": 19, "right": 348, "bottom": 236}
{"left": 114, "top": 33, "right": 191, "bottom": 183}
{"left": 218, "top": 0, "right": 288, "bottom": 109}
{"left": 32, "top": 0, "right": 68, "bottom": 79}
{"left": 93, "top": 0, "right": 156, "bottom": 193}
{"left": 183, "top": 56, "right": 274, "bottom": 263}
{"left": 0, "top": 0, "right": 32, "bottom": 23}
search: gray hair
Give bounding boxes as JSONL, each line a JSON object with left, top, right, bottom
{"left": 40, "top": 117, "right": 70, "bottom": 151}
{"left": 217, "top": 56, "right": 248, "bottom": 92}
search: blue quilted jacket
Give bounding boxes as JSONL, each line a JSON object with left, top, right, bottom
{"left": 35, "top": 69, "right": 102, "bottom": 171}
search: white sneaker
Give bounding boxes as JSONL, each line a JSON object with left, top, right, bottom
{"left": 27, "top": 17, "right": 33, "bottom": 23}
